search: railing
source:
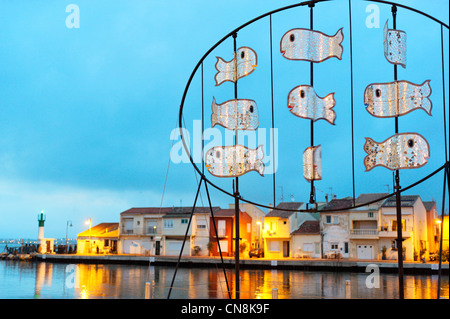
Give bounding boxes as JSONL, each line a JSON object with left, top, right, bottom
{"left": 121, "top": 226, "right": 159, "bottom": 236}
{"left": 350, "top": 229, "right": 378, "bottom": 236}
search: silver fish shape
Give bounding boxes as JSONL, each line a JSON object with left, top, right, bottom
{"left": 211, "top": 98, "right": 258, "bottom": 130}
{"left": 205, "top": 145, "right": 264, "bottom": 178}
{"left": 363, "top": 133, "right": 430, "bottom": 171}
{"left": 288, "top": 85, "right": 336, "bottom": 125}
{"left": 384, "top": 20, "right": 406, "bottom": 68}
{"left": 364, "top": 80, "right": 432, "bottom": 118}
{"left": 214, "top": 47, "right": 257, "bottom": 86}
{"left": 303, "top": 145, "right": 322, "bottom": 182}
{"left": 280, "top": 28, "right": 343, "bottom": 62}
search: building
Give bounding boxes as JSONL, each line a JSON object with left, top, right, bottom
{"left": 77, "top": 223, "right": 119, "bottom": 254}
{"left": 424, "top": 201, "right": 439, "bottom": 253}
{"left": 379, "top": 195, "right": 429, "bottom": 261}
{"left": 234, "top": 203, "right": 266, "bottom": 250}
{"left": 349, "top": 193, "right": 388, "bottom": 260}
{"left": 263, "top": 202, "right": 304, "bottom": 259}
{"left": 320, "top": 198, "right": 353, "bottom": 259}
{"left": 291, "top": 220, "right": 321, "bottom": 258}
{"left": 209, "top": 209, "right": 252, "bottom": 257}
{"left": 119, "top": 206, "right": 219, "bottom": 256}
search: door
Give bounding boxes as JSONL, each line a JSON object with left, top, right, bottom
{"left": 155, "top": 241, "right": 161, "bottom": 255}
{"left": 283, "top": 241, "right": 290, "bottom": 257}
{"left": 357, "top": 245, "right": 373, "bottom": 260}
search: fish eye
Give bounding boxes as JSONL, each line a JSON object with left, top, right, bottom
{"left": 249, "top": 105, "right": 254, "bottom": 113}
{"left": 241, "top": 51, "right": 245, "bottom": 59}
{"left": 216, "top": 151, "right": 221, "bottom": 158}
{"left": 407, "top": 139, "right": 414, "bottom": 148}
{"left": 300, "top": 90, "right": 305, "bottom": 98}
{"left": 375, "top": 89, "right": 381, "bottom": 97}
{"left": 289, "top": 34, "right": 295, "bottom": 42}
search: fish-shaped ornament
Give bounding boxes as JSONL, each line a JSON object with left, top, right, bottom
{"left": 364, "top": 80, "right": 432, "bottom": 118}
{"left": 363, "top": 133, "right": 430, "bottom": 171}
{"left": 280, "top": 28, "right": 344, "bottom": 62}
{"left": 303, "top": 145, "right": 322, "bottom": 182}
{"left": 205, "top": 145, "right": 264, "bottom": 178}
{"left": 288, "top": 85, "right": 336, "bottom": 125}
{"left": 214, "top": 47, "right": 257, "bottom": 86}
{"left": 211, "top": 98, "right": 258, "bottom": 130}
{"left": 384, "top": 20, "right": 406, "bottom": 68}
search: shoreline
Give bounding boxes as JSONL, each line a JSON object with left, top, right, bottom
{"left": 32, "top": 253, "right": 449, "bottom": 275}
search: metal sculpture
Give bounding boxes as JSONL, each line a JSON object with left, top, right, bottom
{"left": 288, "top": 85, "right": 336, "bottom": 124}
{"left": 364, "top": 80, "right": 432, "bottom": 118}
{"left": 211, "top": 97, "right": 259, "bottom": 130}
{"left": 214, "top": 47, "right": 257, "bottom": 86}
{"left": 384, "top": 19, "right": 407, "bottom": 68}
{"left": 363, "top": 133, "right": 430, "bottom": 171}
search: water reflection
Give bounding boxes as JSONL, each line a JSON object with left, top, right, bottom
{"left": 0, "top": 261, "right": 448, "bottom": 299}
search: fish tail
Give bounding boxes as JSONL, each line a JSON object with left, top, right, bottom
{"left": 211, "top": 97, "right": 219, "bottom": 127}
{"left": 255, "top": 145, "right": 265, "bottom": 176}
{"left": 214, "top": 57, "right": 229, "bottom": 86}
{"left": 420, "top": 80, "right": 432, "bottom": 115}
{"left": 323, "top": 93, "right": 336, "bottom": 125}
{"left": 332, "top": 28, "right": 344, "bottom": 60}
{"left": 363, "top": 137, "right": 378, "bottom": 171}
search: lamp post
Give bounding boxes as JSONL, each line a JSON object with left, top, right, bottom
{"left": 66, "top": 220, "right": 72, "bottom": 254}
{"left": 256, "top": 221, "right": 262, "bottom": 249}
{"left": 85, "top": 218, "right": 92, "bottom": 254}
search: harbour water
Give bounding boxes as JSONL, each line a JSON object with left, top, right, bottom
{"left": 0, "top": 260, "right": 448, "bottom": 299}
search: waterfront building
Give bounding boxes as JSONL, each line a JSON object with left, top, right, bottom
{"left": 232, "top": 203, "right": 266, "bottom": 250}
{"left": 379, "top": 195, "right": 429, "bottom": 261}
{"left": 77, "top": 223, "right": 119, "bottom": 254}
{"left": 424, "top": 200, "right": 440, "bottom": 253}
{"left": 290, "top": 220, "right": 321, "bottom": 258}
{"left": 263, "top": 202, "right": 304, "bottom": 259}
{"left": 209, "top": 209, "right": 252, "bottom": 257}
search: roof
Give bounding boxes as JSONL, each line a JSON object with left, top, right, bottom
{"left": 423, "top": 201, "right": 437, "bottom": 211}
{"left": 214, "top": 209, "right": 238, "bottom": 217}
{"left": 322, "top": 198, "right": 354, "bottom": 211}
{"left": 291, "top": 220, "right": 320, "bottom": 235}
{"left": 381, "top": 195, "right": 420, "bottom": 208}
{"left": 355, "top": 193, "right": 389, "bottom": 206}
{"left": 266, "top": 202, "right": 303, "bottom": 218}
{"left": 121, "top": 206, "right": 220, "bottom": 216}
{"left": 78, "top": 223, "right": 119, "bottom": 238}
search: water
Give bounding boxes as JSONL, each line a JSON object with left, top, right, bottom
{"left": 0, "top": 260, "right": 448, "bottom": 299}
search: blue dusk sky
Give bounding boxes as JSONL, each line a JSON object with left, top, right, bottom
{"left": 0, "top": 0, "right": 448, "bottom": 239}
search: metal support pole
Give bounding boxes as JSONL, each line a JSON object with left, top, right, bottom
{"left": 309, "top": 2, "right": 316, "bottom": 206}
{"left": 391, "top": 4, "right": 404, "bottom": 300}
{"left": 437, "top": 164, "right": 447, "bottom": 299}
{"left": 232, "top": 31, "right": 240, "bottom": 300}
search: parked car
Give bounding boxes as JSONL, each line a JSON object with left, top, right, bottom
{"left": 249, "top": 248, "right": 264, "bottom": 258}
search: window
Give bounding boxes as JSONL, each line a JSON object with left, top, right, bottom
{"left": 392, "top": 219, "right": 406, "bottom": 231}
{"left": 197, "top": 220, "right": 207, "bottom": 229}
{"left": 218, "top": 220, "right": 226, "bottom": 237}
{"left": 164, "top": 219, "right": 174, "bottom": 229}
{"left": 303, "top": 243, "right": 313, "bottom": 252}
{"left": 247, "top": 223, "right": 251, "bottom": 233}
{"left": 181, "top": 219, "right": 189, "bottom": 224}
{"left": 326, "top": 216, "right": 332, "bottom": 224}
{"left": 344, "top": 242, "right": 349, "bottom": 254}
{"left": 333, "top": 216, "right": 339, "bottom": 224}
{"left": 270, "top": 241, "right": 280, "bottom": 251}
{"left": 368, "top": 212, "right": 374, "bottom": 218}
{"left": 331, "top": 243, "right": 339, "bottom": 250}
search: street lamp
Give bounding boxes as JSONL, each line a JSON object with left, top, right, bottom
{"left": 66, "top": 220, "right": 72, "bottom": 253}
{"left": 256, "top": 221, "right": 262, "bottom": 249}
{"left": 85, "top": 218, "right": 92, "bottom": 254}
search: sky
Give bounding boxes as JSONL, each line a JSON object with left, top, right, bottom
{"left": 0, "top": 0, "right": 448, "bottom": 239}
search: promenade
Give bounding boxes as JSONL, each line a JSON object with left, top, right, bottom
{"left": 35, "top": 253, "right": 449, "bottom": 275}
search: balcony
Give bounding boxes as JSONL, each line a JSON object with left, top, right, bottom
{"left": 350, "top": 229, "right": 379, "bottom": 239}
{"left": 120, "top": 226, "right": 159, "bottom": 236}
{"left": 378, "top": 226, "right": 412, "bottom": 238}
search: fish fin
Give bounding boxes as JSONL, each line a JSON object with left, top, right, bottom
{"left": 420, "top": 80, "right": 432, "bottom": 116}
{"left": 256, "top": 145, "right": 265, "bottom": 160}
{"left": 333, "top": 28, "right": 344, "bottom": 60}
{"left": 211, "top": 97, "right": 219, "bottom": 127}
{"left": 214, "top": 57, "right": 229, "bottom": 86}
{"left": 323, "top": 93, "right": 336, "bottom": 125}
{"left": 255, "top": 160, "right": 265, "bottom": 177}
{"left": 363, "top": 137, "right": 378, "bottom": 171}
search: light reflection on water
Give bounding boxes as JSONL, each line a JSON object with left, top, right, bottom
{"left": 0, "top": 260, "right": 448, "bottom": 299}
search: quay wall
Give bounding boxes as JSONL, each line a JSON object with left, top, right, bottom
{"left": 34, "top": 254, "right": 449, "bottom": 275}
